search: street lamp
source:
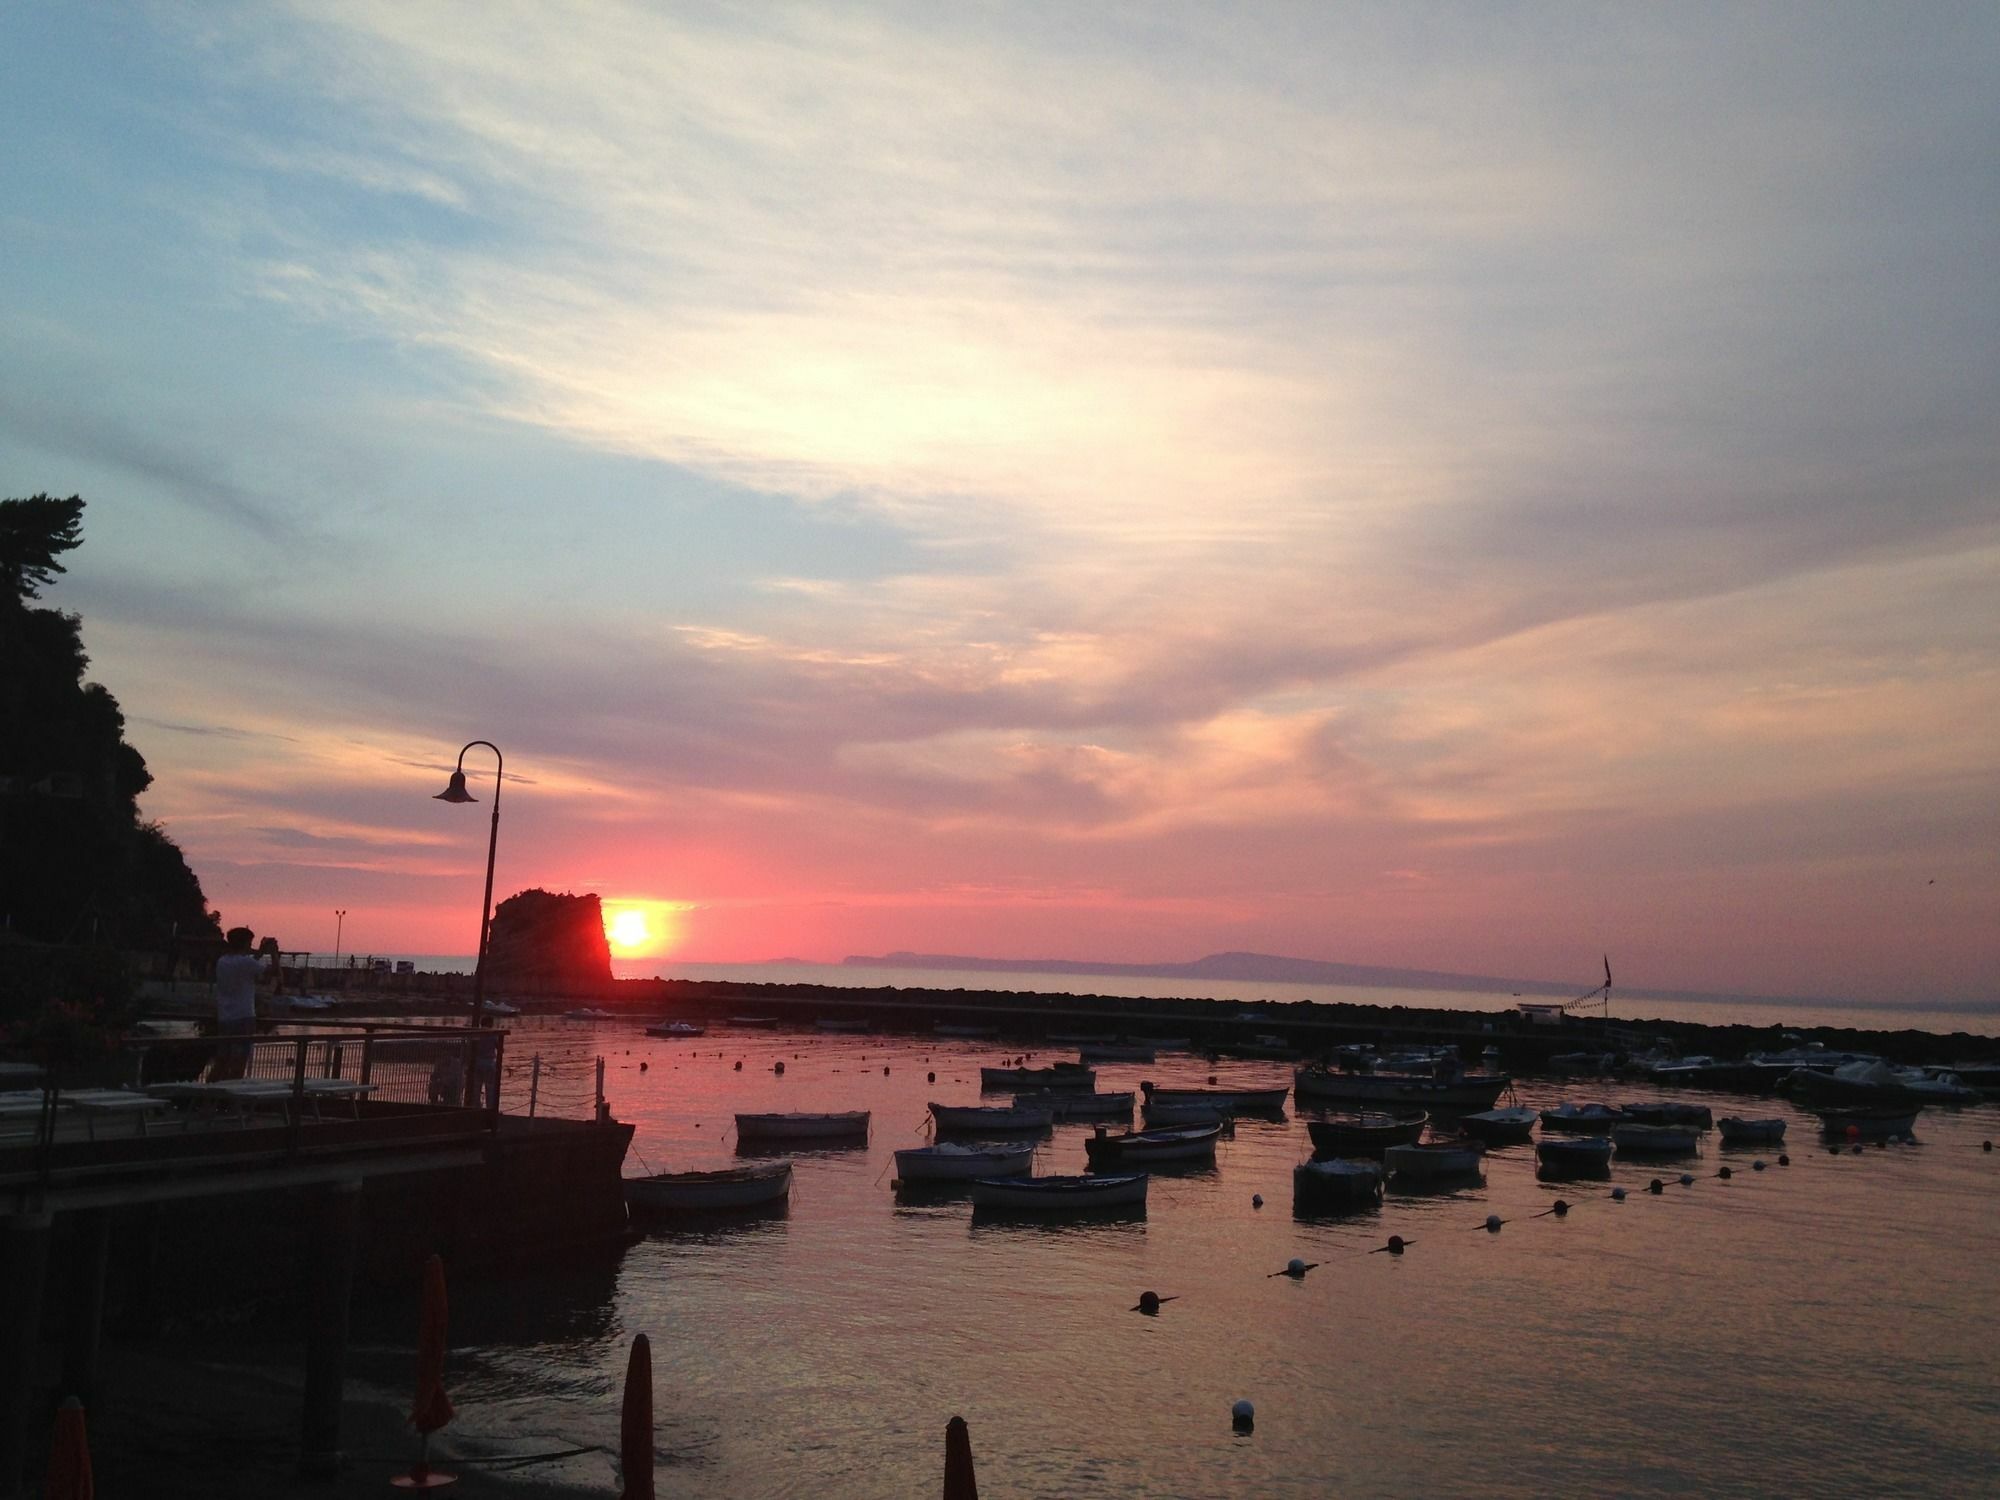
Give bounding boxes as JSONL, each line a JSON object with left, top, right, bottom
{"left": 434, "top": 741, "right": 503, "bottom": 1033}
{"left": 333, "top": 909, "right": 347, "bottom": 970}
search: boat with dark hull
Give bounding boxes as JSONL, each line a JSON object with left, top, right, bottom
{"left": 1816, "top": 1106, "right": 1921, "bottom": 1140}
{"left": 1536, "top": 1135, "right": 1614, "bottom": 1174}
{"left": 626, "top": 1160, "right": 792, "bottom": 1213}
{"left": 734, "top": 1110, "right": 871, "bottom": 1142}
{"left": 1142, "top": 1082, "right": 1289, "bottom": 1111}
{"left": 1294, "top": 1066, "right": 1508, "bottom": 1110}
{"left": 1293, "top": 1157, "right": 1385, "bottom": 1208}
{"left": 1458, "top": 1106, "right": 1537, "bottom": 1144}
{"left": 1305, "top": 1111, "right": 1427, "bottom": 1156}
{"left": 980, "top": 1064, "right": 1096, "bottom": 1091}
{"left": 1083, "top": 1121, "right": 1223, "bottom": 1166}
{"left": 968, "top": 1173, "right": 1148, "bottom": 1213}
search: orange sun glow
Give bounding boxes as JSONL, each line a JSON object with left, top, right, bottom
{"left": 606, "top": 908, "right": 651, "bottom": 953}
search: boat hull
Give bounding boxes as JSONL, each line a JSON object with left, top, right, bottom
{"left": 968, "top": 1173, "right": 1148, "bottom": 1212}
{"left": 1143, "top": 1084, "right": 1289, "bottom": 1111}
{"left": 1717, "top": 1117, "right": 1787, "bottom": 1145}
{"left": 1015, "top": 1090, "right": 1135, "bottom": 1120}
{"left": 980, "top": 1066, "right": 1096, "bottom": 1091}
{"left": 1292, "top": 1158, "right": 1385, "bottom": 1207}
{"left": 1817, "top": 1107, "right": 1921, "bottom": 1139}
{"left": 1458, "top": 1106, "right": 1538, "bottom": 1144}
{"left": 1305, "top": 1112, "right": 1428, "bottom": 1156}
{"left": 930, "top": 1103, "right": 1054, "bottom": 1133}
{"left": 1385, "top": 1142, "right": 1485, "bottom": 1181}
{"left": 626, "top": 1161, "right": 791, "bottom": 1212}
{"left": 894, "top": 1144, "right": 1036, "bottom": 1181}
{"left": 1294, "top": 1069, "right": 1508, "bottom": 1110}
{"left": 1538, "top": 1105, "right": 1623, "bottom": 1134}
{"left": 734, "top": 1111, "right": 871, "bottom": 1141}
{"left": 1083, "top": 1122, "right": 1222, "bottom": 1165}
{"left": 1535, "top": 1137, "right": 1614, "bottom": 1173}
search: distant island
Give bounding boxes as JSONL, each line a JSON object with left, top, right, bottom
{"left": 843, "top": 949, "right": 1583, "bottom": 997}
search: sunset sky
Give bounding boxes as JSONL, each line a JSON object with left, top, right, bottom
{"left": 4, "top": 4, "right": 1995, "bottom": 1003}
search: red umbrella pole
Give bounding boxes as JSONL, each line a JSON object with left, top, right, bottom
{"left": 45, "top": 1396, "right": 93, "bottom": 1500}
{"left": 394, "top": 1254, "right": 457, "bottom": 1490}
{"left": 619, "top": 1333, "right": 655, "bottom": 1500}
{"left": 943, "top": 1414, "right": 978, "bottom": 1500}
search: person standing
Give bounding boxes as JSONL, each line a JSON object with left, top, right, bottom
{"left": 210, "top": 926, "right": 265, "bottom": 1080}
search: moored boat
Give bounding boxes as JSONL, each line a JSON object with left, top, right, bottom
{"left": 932, "top": 1024, "right": 1000, "bottom": 1039}
{"left": 625, "top": 1160, "right": 791, "bottom": 1213}
{"left": 1616, "top": 1101, "right": 1712, "bottom": 1128}
{"left": 1535, "top": 1135, "right": 1614, "bottom": 1173}
{"left": 980, "top": 1064, "right": 1096, "bottom": 1091}
{"left": 726, "top": 1015, "right": 782, "bottom": 1028}
{"left": 1292, "top": 1156, "right": 1385, "bottom": 1207}
{"left": 968, "top": 1173, "right": 1148, "bottom": 1213}
{"left": 563, "top": 1007, "right": 616, "bottom": 1020}
{"left": 1293, "top": 1066, "right": 1508, "bottom": 1110}
{"left": 1458, "top": 1105, "right": 1538, "bottom": 1144}
{"left": 1384, "top": 1139, "right": 1486, "bottom": 1182}
{"left": 1142, "top": 1099, "right": 1232, "bottom": 1127}
{"left": 1717, "top": 1116, "right": 1787, "bottom": 1145}
{"left": 1816, "top": 1105, "right": 1921, "bottom": 1139}
{"left": 1078, "top": 1043, "right": 1157, "bottom": 1064}
{"left": 930, "top": 1102, "right": 1054, "bottom": 1133}
{"left": 1015, "top": 1089, "right": 1135, "bottom": 1120}
{"left": 1142, "top": 1082, "right": 1289, "bottom": 1111}
{"left": 815, "top": 1017, "right": 873, "bottom": 1033}
{"left": 1538, "top": 1102, "right": 1623, "bottom": 1134}
{"left": 1612, "top": 1122, "right": 1700, "bottom": 1155}
{"left": 645, "top": 1020, "right": 706, "bottom": 1038}
{"left": 734, "top": 1110, "right": 870, "bottom": 1142}
{"left": 1082, "top": 1121, "right": 1222, "bottom": 1165}
{"left": 1305, "top": 1111, "right": 1427, "bottom": 1156}
{"left": 894, "top": 1142, "right": 1036, "bottom": 1182}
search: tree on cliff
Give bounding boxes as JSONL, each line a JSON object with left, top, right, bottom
{"left": 0, "top": 495, "right": 219, "bottom": 992}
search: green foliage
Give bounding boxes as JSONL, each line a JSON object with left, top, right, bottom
{"left": 0, "top": 494, "right": 219, "bottom": 972}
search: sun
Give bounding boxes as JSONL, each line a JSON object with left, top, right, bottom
{"left": 606, "top": 907, "right": 651, "bottom": 954}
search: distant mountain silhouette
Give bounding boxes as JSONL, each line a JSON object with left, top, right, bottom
{"left": 842, "top": 949, "right": 1581, "bottom": 998}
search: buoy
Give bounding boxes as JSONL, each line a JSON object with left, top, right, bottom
{"left": 1385, "top": 1235, "right": 1407, "bottom": 1255}
{"left": 1132, "top": 1290, "right": 1174, "bottom": 1314}
{"left": 1648, "top": 1179, "right": 1664, "bottom": 1194}
{"left": 1846, "top": 1124, "right": 1862, "bottom": 1140}
{"left": 1484, "top": 1214, "right": 1503, "bottom": 1233}
{"left": 1853, "top": 1145, "right": 1865, "bottom": 1155}
{"left": 774, "top": 1061, "right": 785, "bottom": 1075}
{"left": 1717, "top": 1166, "right": 1731, "bottom": 1179}
{"left": 927, "top": 1071, "right": 936, "bottom": 1083}
{"left": 1778, "top": 1153, "right": 1790, "bottom": 1166}
{"left": 1551, "top": 1199, "right": 1569, "bottom": 1216}
{"left": 1678, "top": 1173, "right": 1694, "bottom": 1187}
{"left": 734, "top": 1060, "right": 743, "bottom": 1071}
{"left": 1231, "top": 1399, "right": 1254, "bottom": 1433}
{"left": 1207, "top": 1074, "right": 1218, "bottom": 1085}
{"left": 1985, "top": 1140, "right": 1993, "bottom": 1152}
{"left": 883, "top": 1066, "right": 890, "bottom": 1076}
{"left": 1752, "top": 1159, "right": 1766, "bottom": 1171}
{"left": 1611, "top": 1187, "right": 1627, "bottom": 1201}
{"left": 639, "top": 1061, "right": 648, "bottom": 1072}
{"left": 1252, "top": 1193, "right": 1264, "bottom": 1209}
{"left": 1285, "top": 1257, "right": 1309, "bottom": 1277}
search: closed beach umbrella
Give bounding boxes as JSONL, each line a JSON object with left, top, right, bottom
{"left": 45, "top": 1396, "right": 92, "bottom": 1500}
{"left": 619, "top": 1333, "right": 654, "bottom": 1500}
{"left": 410, "top": 1254, "right": 455, "bottom": 1435}
{"left": 943, "top": 1415, "right": 977, "bottom": 1500}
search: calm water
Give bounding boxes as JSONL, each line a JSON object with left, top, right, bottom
{"left": 344, "top": 1020, "right": 2000, "bottom": 1498}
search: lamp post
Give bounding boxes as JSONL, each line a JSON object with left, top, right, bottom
{"left": 433, "top": 742, "right": 503, "bottom": 1033}
{"left": 333, "top": 909, "right": 347, "bottom": 970}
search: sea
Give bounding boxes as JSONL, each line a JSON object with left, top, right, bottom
{"left": 343, "top": 955, "right": 2000, "bottom": 1039}
{"left": 332, "top": 1017, "right": 2000, "bottom": 1498}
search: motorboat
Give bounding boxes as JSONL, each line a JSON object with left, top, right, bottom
{"left": 1384, "top": 1140, "right": 1485, "bottom": 1182}
{"left": 1293, "top": 1066, "right": 1508, "bottom": 1110}
{"left": 625, "top": 1160, "right": 791, "bottom": 1213}
{"left": 1535, "top": 1135, "right": 1613, "bottom": 1172}
{"left": 481, "top": 1001, "right": 521, "bottom": 1018}
{"left": 645, "top": 1020, "right": 706, "bottom": 1038}
{"left": 980, "top": 1064, "right": 1096, "bottom": 1091}
{"left": 1292, "top": 1156, "right": 1385, "bottom": 1208}
{"left": 1142, "top": 1082, "right": 1289, "bottom": 1111}
{"left": 563, "top": 1007, "right": 616, "bottom": 1021}
{"left": 1894, "top": 1068, "right": 1980, "bottom": 1102}
{"left": 1538, "top": 1103, "right": 1623, "bottom": 1134}
{"left": 930, "top": 1102, "right": 1054, "bottom": 1133}
{"left": 1082, "top": 1121, "right": 1222, "bottom": 1165}
{"left": 1305, "top": 1111, "right": 1427, "bottom": 1156}
{"left": 968, "top": 1173, "right": 1148, "bottom": 1212}
{"left": 1014, "top": 1089, "right": 1135, "bottom": 1120}
{"left": 893, "top": 1142, "right": 1035, "bottom": 1182}
{"left": 1717, "top": 1116, "right": 1787, "bottom": 1145}
{"left": 1616, "top": 1101, "right": 1712, "bottom": 1129}
{"left": 1612, "top": 1122, "right": 1700, "bottom": 1155}
{"left": 734, "top": 1111, "right": 870, "bottom": 1142}
{"left": 1457, "top": 1105, "right": 1538, "bottom": 1144}
{"left": 1817, "top": 1105, "right": 1922, "bottom": 1140}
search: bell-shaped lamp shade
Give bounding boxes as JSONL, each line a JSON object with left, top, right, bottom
{"left": 434, "top": 769, "right": 478, "bottom": 804}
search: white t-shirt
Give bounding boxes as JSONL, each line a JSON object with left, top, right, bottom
{"left": 214, "top": 952, "right": 263, "bottom": 1023}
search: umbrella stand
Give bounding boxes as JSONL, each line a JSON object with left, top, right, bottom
{"left": 393, "top": 1254, "right": 458, "bottom": 1490}
{"left": 390, "top": 1431, "right": 458, "bottom": 1491}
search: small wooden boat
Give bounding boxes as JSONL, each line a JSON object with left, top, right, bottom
{"left": 1612, "top": 1122, "right": 1700, "bottom": 1155}
{"left": 1717, "top": 1116, "right": 1787, "bottom": 1145}
{"left": 1082, "top": 1121, "right": 1222, "bottom": 1165}
{"left": 1816, "top": 1105, "right": 1921, "bottom": 1139}
{"left": 1385, "top": 1140, "right": 1485, "bottom": 1182}
{"left": 1015, "top": 1089, "right": 1134, "bottom": 1120}
{"left": 1536, "top": 1135, "right": 1613, "bottom": 1172}
{"left": 734, "top": 1110, "right": 870, "bottom": 1142}
{"left": 1538, "top": 1102, "right": 1624, "bottom": 1134}
{"left": 625, "top": 1160, "right": 791, "bottom": 1213}
{"left": 1458, "top": 1105, "right": 1538, "bottom": 1144}
{"left": 1616, "top": 1101, "right": 1712, "bottom": 1128}
{"left": 930, "top": 1102, "right": 1054, "bottom": 1133}
{"left": 894, "top": 1142, "right": 1035, "bottom": 1182}
{"left": 1292, "top": 1157, "right": 1385, "bottom": 1207}
{"left": 1305, "top": 1111, "right": 1428, "bottom": 1156}
{"left": 968, "top": 1173, "right": 1148, "bottom": 1212}
{"left": 980, "top": 1064, "right": 1096, "bottom": 1091}
{"left": 1142, "top": 1099, "right": 1231, "bottom": 1127}
{"left": 1141, "top": 1083, "right": 1289, "bottom": 1111}
{"left": 1293, "top": 1067, "right": 1508, "bottom": 1110}
{"left": 563, "top": 1007, "right": 616, "bottom": 1021}
{"left": 645, "top": 1020, "right": 706, "bottom": 1038}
